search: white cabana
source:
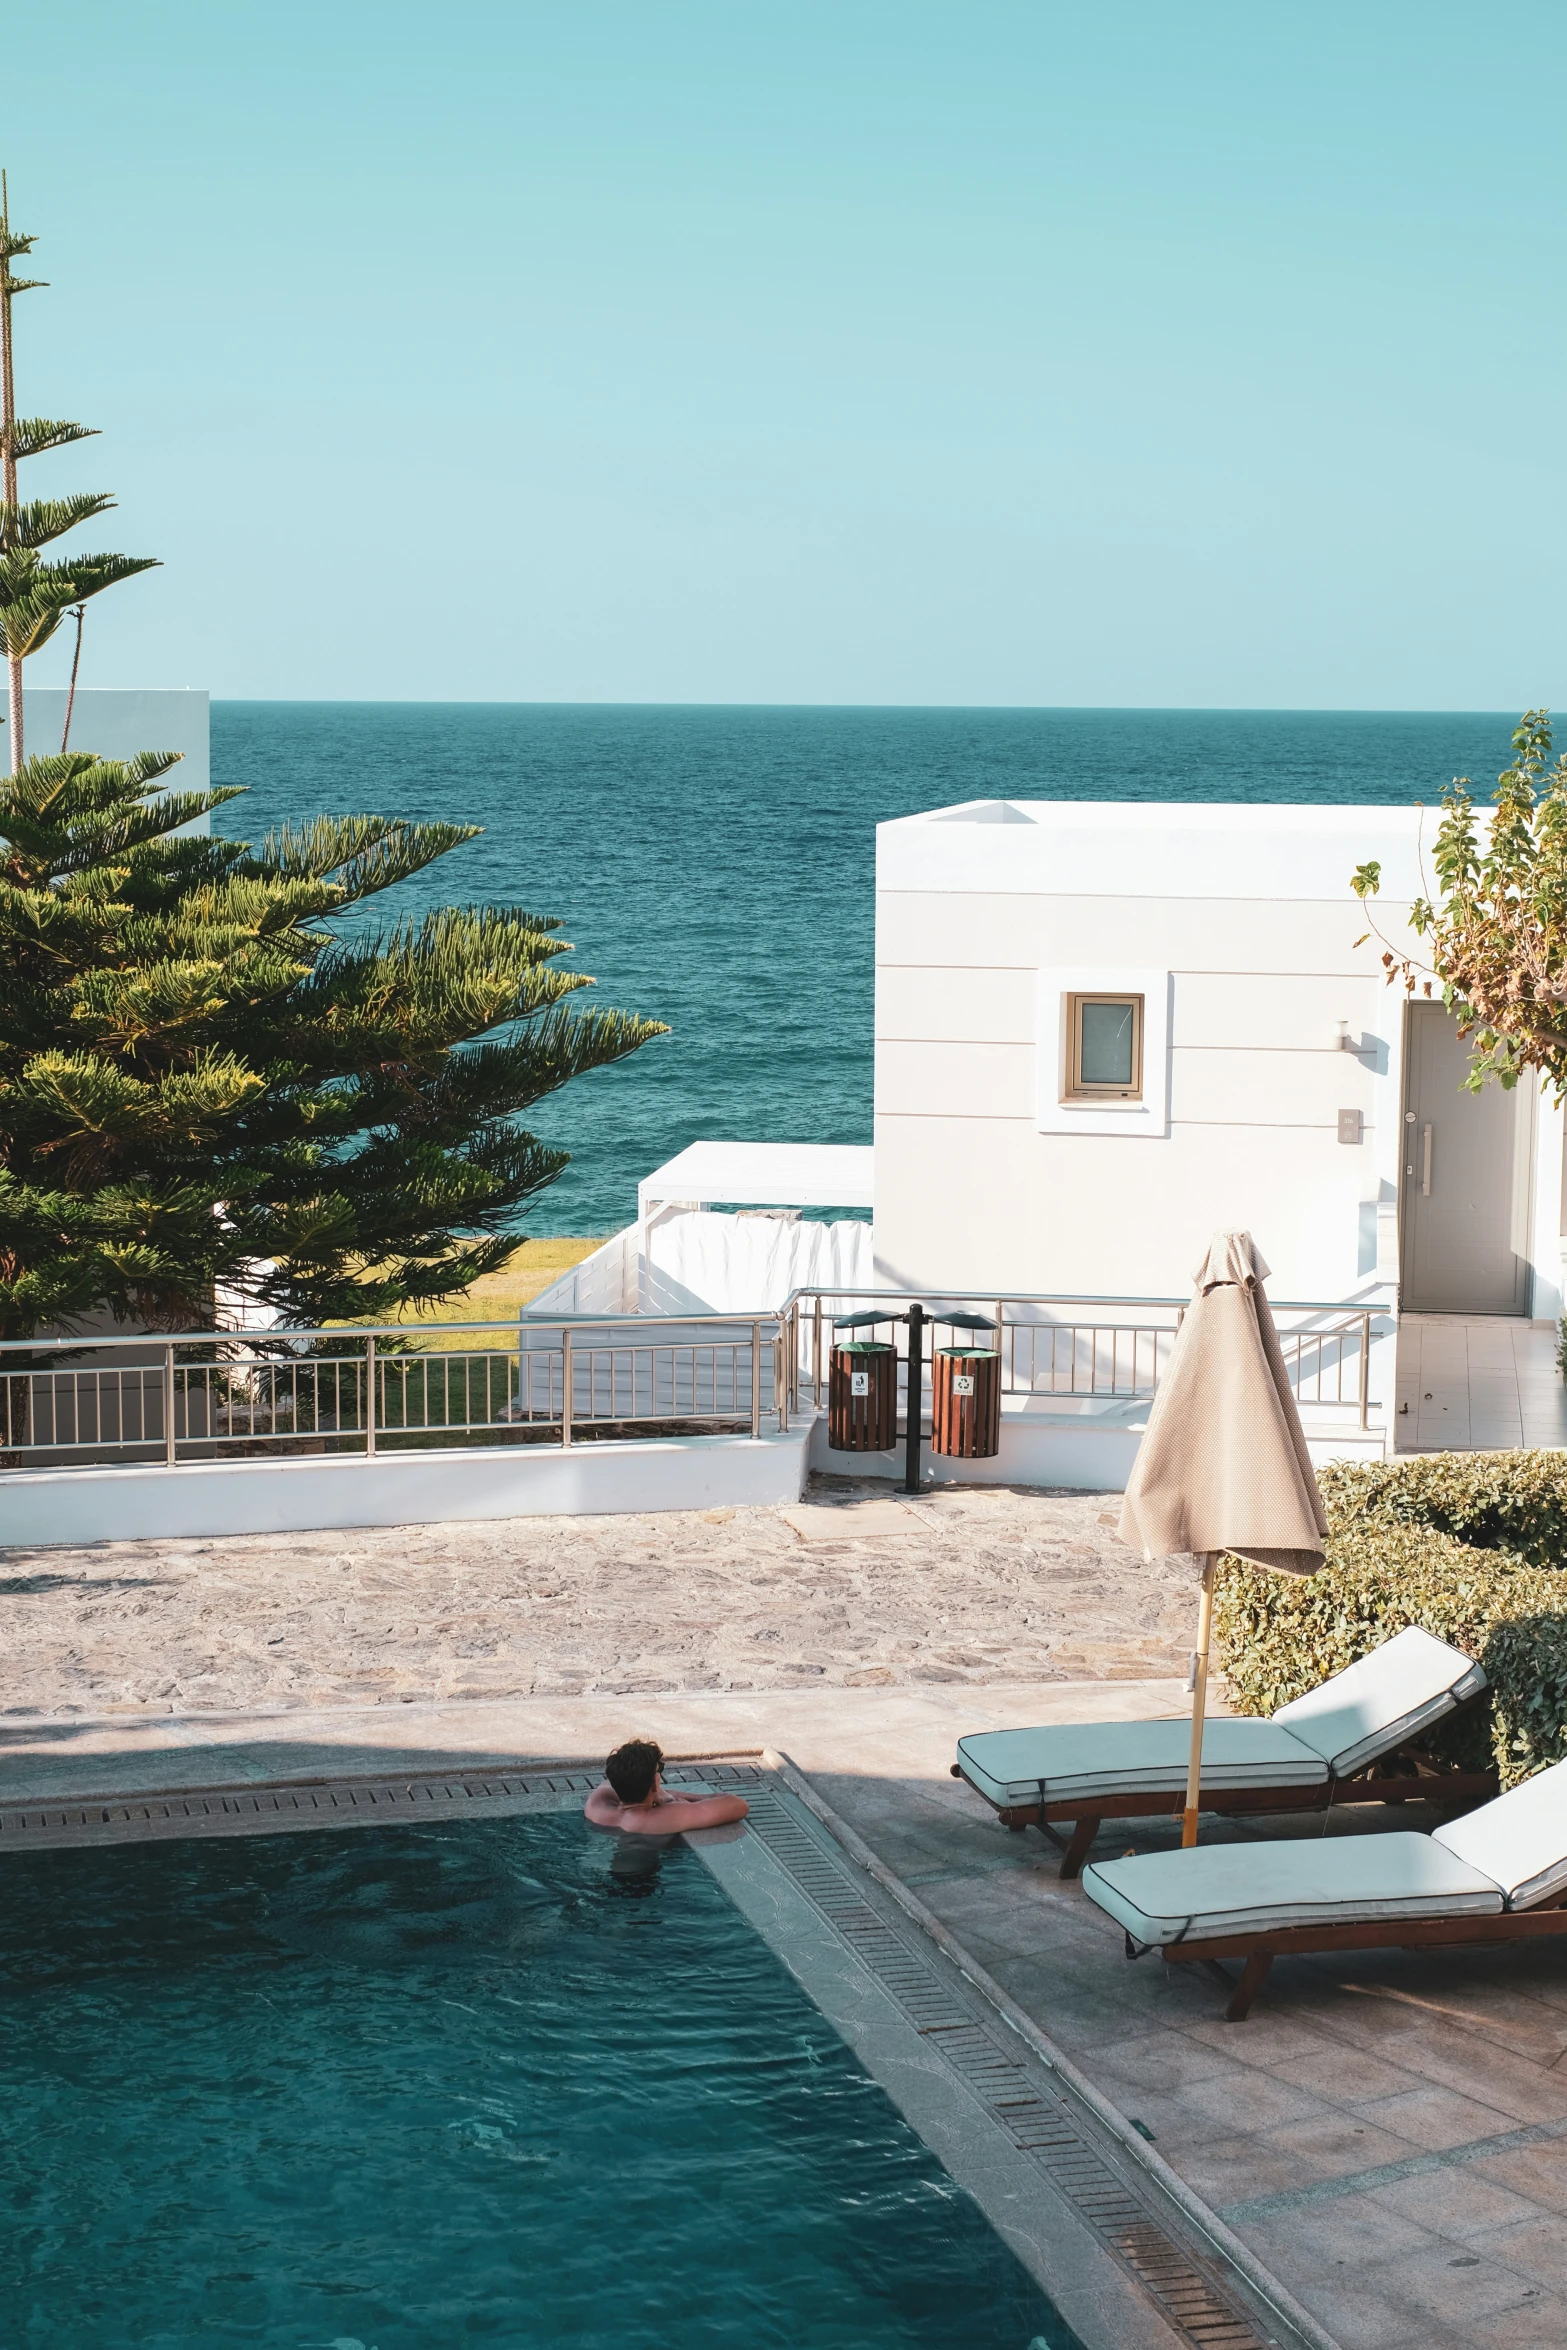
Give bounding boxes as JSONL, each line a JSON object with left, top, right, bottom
{"left": 637, "top": 1141, "right": 874, "bottom": 1216}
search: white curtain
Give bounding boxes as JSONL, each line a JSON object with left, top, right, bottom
{"left": 641, "top": 1211, "right": 873, "bottom": 1313}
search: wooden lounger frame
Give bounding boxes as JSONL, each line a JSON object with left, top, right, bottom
{"left": 949, "top": 1749, "right": 1500, "bottom": 1881}
{"left": 1153, "top": 1889, "right": 1567, "bottom": 2022}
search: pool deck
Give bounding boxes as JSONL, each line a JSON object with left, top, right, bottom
{"left": 4, "top": 1676, "right": 1565, "bottom": 2350}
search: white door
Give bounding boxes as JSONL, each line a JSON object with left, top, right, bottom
{"left": 1401, "top": 1004, "right": 1531, "bottom": 1315}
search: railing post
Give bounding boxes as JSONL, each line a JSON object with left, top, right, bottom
{"left": 813, "top": 1294, "right": 822, "bottom": 1403}
{"left": 365, "top": 1334, "right": 377, "bottom": 1457}
{"left": 561, "top": 1328, "right": 573, "bottom": 1448}
{"left": 751, "top": 1321, "right": 762, "bottom": 1438}
{"left": 163, "top": 1343, "right": 177, "bottom": 1466}
{"left": 776, "top": 1323, "right": 787, "bottom": 1434}
{"left": 1359, "top": 1311, "right": 1371, "bottom": 1431}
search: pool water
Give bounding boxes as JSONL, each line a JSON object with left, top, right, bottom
{"left": 0, "top": 1816, "right": 1078, "bottom": 2349}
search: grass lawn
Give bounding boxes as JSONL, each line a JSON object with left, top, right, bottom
{"left": 335, "top": 1236, "right": 605, "bottom": 1350}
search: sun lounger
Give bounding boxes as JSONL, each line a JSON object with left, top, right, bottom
{"left": 950, "top": 1628, "right": 1496, "bottom": 1877}
{"left": 1080, "top": 1755, "right": 1567, "bottom": 2019}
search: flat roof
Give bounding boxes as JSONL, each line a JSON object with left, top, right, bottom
{"left": 638, "top": 1141, "right": 874, "bottom": 1213}
{"left": 877, "top": 797, "right": 1433, "bottom": 900}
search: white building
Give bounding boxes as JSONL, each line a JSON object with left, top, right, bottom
{"left": 533, "top": 795, "right": 1565, "bottom": 1487}
{"left": 872, "top": 797, "right": 1563, "bottom": 1326}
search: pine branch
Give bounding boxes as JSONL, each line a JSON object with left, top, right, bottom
{"left": 0, "top": 697, "right": 665, "bottom": 1331}
{"left": 0, "top": 493, "right": 116, "bottom": 552}
{"left": 6, "top": 416, "right": 99, "bottom": 462}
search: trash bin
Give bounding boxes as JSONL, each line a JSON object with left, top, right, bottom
{"left": 828, "top": 1342, "right": 897, "bottom": 1451}
{"left": 930, "top": 1346, "right": 1000, "bottom": 1458}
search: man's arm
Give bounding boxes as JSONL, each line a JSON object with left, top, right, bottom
{"left": 619, "top": 1789, "right": 750, "bottom": 1836}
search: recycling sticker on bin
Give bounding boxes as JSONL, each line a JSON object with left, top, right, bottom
{"left": 952, "top": 1373, "right": 975, "bottom": 1395}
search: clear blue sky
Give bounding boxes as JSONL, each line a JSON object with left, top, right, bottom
{"left": 5, "top": 3, "right": 1564, "bottom": 706}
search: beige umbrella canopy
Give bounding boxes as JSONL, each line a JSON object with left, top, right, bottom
{"left": 1119, "top": 1232, "right": 1328, "bottom": 1847}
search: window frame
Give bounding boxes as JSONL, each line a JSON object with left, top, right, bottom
{"left": 1062, "top": 990, "right": 1144, "bottom": 1103}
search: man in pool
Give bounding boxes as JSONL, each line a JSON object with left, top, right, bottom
{"left": 584, "top": 1739, "right": 750, "bottom": 1834}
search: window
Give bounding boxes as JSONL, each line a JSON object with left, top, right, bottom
{"left": 1063, "top": 992, "right": 1143, "bottom": 1101}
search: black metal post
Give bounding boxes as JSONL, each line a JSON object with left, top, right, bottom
{"left": 903, "top": 1300, "right": 924, "bottom": 1494}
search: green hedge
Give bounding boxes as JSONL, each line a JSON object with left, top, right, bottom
{"left": 1214, "top": 1453, "right": 1567, "bottom": 1788}
{"left": 1315, "top": 1451, "right": 1567, "bottom": 1566}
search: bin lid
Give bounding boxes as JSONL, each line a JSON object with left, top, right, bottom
{"left": 936, "top": 1346, "right": 998, "bottom": 1359}
{"left": 835, "top": 1340, "right": 894, "bottom": 1355}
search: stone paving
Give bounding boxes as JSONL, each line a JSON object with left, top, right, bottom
{"left": 0, "top": 1479, "right": 1199, "bottom": 1716}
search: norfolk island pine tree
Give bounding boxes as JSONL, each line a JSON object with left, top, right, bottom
{"left": 0, "top": 193, "right": 667, "bottom": 1345}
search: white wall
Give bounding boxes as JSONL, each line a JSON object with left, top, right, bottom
{"left": 19, "top": 688, "right": 210, "bottom": 830}
{"left": 0, "top": 1425, "right": 809, "bottom": 1548}
{"left": 526, "top": 1212, "right": 874, "bottom": 1318}
{"left": 872, "top": 800, "right": 1447, "bottom": 1311}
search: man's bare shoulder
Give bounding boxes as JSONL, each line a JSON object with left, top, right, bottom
{"left": 582, "top": 1782, "right": 749, "bottom": 1834}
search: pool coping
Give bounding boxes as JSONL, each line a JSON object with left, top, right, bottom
{"left": 756, "top": 1750, "right": 1340, "bottom": 2350}
{"left": 0, "top": 1743, "right": 1339, "bottom": 2350}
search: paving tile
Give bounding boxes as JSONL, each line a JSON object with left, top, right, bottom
{"left": 1242, "top": 2194, "right": 1435, "bottom": 2272}
{"left": 1357, "top": 2086, "right": 1521, "bottom": 2151}
{"left": 1073, "top": 2027, "right": 1255, "bottom": 2093}
{"left": 1469, "top": 2144, "right": 1567, "bottom": 2216}
{"left": 1268, "top": 2045, "right": 1429, "bottom": 2106}
{"left": 1180, "top": 2012, "right": 1352, "bottom": 2068}
{"left": 1364, "top": 2241, "right": 1544, "bottom": 2330}
{"left": 1465, "top": 2296, "right": 1567, "bottom": 2346}
{"left": 1248, "top": 2259, "right": 1480, "bottom": 2350}
{"left": 1463, "top": 2215, "right": 1567, "bottom": 2294}
{"left": 1175, "top": 2066, "right": 1339, "bottom": 2138}
{"left": 1177, "top": 2134, "right": 1312, "bottom": 2209}
{"left": 1397, "top": 2033, "right": 1567, "bottom": 2127}
{"left": 1249, "top": 2108, "right": 1424, "bottom": 2183}
{"left": 1368, "top": 2167, "right": 1542, "bottom": 2240}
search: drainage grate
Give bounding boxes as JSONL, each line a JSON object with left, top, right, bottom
{"left": 0, "top": 1761, "right": 768, "bottom": 1853}
{"left": 741, "top": 1789, "right": 1278, "bottom": 2350}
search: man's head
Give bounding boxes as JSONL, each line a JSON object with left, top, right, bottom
{"left": 605, "top": 1738, "right": 663, "bottom": 1806}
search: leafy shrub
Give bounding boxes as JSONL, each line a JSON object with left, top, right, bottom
{"left": 1215, "top": 1457, "right": 1567, "bottom": 1786}
{"left": 1314, "top": 1452, "right": 1567, "bottom": 1567}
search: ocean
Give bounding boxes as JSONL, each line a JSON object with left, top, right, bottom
{"left": 211, "top": 704, "right": 1524, "bottom": 1233}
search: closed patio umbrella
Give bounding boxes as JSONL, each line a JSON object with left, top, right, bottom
{"left": 1118, "top": 1232, "right": 1328, "bottom": 1847}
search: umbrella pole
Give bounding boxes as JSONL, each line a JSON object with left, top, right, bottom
{"left": 1181, "top": 1554, "right": 1217, "bottom": 1849}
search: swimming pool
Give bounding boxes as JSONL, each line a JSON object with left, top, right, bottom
{"left": 0, "top": 1808, "right": 1080, "bottom": 2348}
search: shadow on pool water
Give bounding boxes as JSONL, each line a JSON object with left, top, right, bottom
{"left": 0, "top": 1815, "right": 1080, "bottom": 2349}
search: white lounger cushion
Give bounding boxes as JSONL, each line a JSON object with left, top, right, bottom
{"left": 1082, "top": 1832, "right": 1503, "bottom": 1948}
{"left": 955, "top": 1719, "right": 1327, "bottom": 1808}
{"left": 1272, "top": 1626, "right": 1487, "bottom": 1777}
{"left": 958, "top": 1626, "right": 1486, "bottom": 1809}
{"left": 1435, "top": 1754, "right": 1567, "bottom": 1911}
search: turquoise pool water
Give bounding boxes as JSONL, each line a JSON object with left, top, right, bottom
{"left": 0, "top": 1817, "right": 1078, "bottom": 2348}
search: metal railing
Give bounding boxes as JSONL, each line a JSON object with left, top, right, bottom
{"left": 0, "top": 1284, "right": 1384, "bottom": 1476}
{"left": 779, "top": 1288, "right": 1380, "bottom": 1430}
{"left": 0, "top": 1314, "right": 788, "bottom": 1473}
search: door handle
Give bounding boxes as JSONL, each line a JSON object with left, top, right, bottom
{"left": 1422, "top": 1124, "right": 1432, "bottom": 1197}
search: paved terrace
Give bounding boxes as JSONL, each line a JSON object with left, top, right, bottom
{"left": 1396, "top": 1315, "right": 1567, "bottom": 1453}
{"left": 4, "top": 1482, "right": 1567, "bottom": 2350}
